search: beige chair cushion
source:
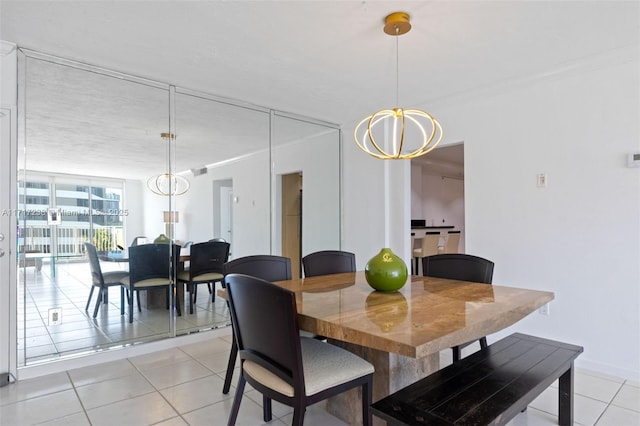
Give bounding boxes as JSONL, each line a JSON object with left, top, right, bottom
{"left": 243, "top": 337, "right": 373, "bottom": 397}
{"left": 120, "top": 276, "right": 171, "bottom": 288}
{"left": 177, "top": 271, "right": 223, "bottom": 282}
{"left": 102, "top": 270, "right": 129, "bottom": 283}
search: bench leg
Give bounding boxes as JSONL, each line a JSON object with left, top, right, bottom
{"left": 558, "top": 363, "right": 575, "bottom": 426}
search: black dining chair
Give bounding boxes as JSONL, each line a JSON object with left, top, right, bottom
{"left": 221, "top": 255, "right": 291, "bottom": 394}
{"left": 84, "top": 242, "right": 129, "bottom": 318}
{"left": 225, "top": 273, "right": 374, "bottom": 426}
{"left": 301, "top": 250, "right": 356, "bottom": 277}
{"left": 120, "top": 243, "right": 182, "bottom": 323}
{"left": 422, "top": 253, "right": 495, "bottom": 362}
{"left": 177, "top": 240, "right": 230, "bottom": 314}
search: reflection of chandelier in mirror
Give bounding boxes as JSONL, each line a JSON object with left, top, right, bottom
{"left": 354, "top": 12, "right": 443, "bottom": 160}
{"left": 147, "top": 133, "right": 190, "bottom": 196}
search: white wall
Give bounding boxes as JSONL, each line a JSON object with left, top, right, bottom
{"left": 178, "top": 151, "right": 271, "bottom": 258}
{"left": 344, "top": 50, "right": 640, "bottom": 379}
{"left": 273, "top": 130, "right": 341, "bottom": 257}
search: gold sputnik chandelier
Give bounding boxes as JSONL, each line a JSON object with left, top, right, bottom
{"left": 146, "top": 133, "right": 190, "bottom": 196}
{"left": 354, "top": 12, "right": 443, "bottom": 160}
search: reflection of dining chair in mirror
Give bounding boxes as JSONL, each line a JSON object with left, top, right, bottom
{"left": 301, "top": 250, "right": 356, "bottom": 277}
{"left": 224, "top": 273, "right": 374, "bottom": 426}
{"left": 120, "top": 243, "right": 182, "bottom": 323}
{"left": 177, "top": 241, "right": 230, "bottom": 314}
{"left": 84, "top": 242, "right": 129, "bottom": 318}
{"left": 422, "top": 253, "right": 495, "bottom": 362}
{"left": 412, "top": 232, "right": 441, "bottom": 275}
{"left": 221, "top": 255, "right": 292, "bottom": 394}
{"left": 442, "top": 230, "right": 461, "bottom": 254}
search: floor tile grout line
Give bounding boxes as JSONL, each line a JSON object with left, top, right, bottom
{"left": 64, "top": 370, "right": 94, "bottom": 425}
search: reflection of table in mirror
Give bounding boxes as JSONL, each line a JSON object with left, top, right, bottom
{"left": 21, "top": 252, "right": 84, "bottom": 277}
{"left": 101, "top": 249, "right": 190, "bottom": 311}
{"left": 270, "top": 272, "right": 554, "bottom": 425}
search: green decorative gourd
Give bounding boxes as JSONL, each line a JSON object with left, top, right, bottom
{"left": 364, "top": 248, "right": 408, "bottom": 292}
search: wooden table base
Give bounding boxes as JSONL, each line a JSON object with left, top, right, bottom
{"left": 326, "top": 339, "right": 439, "bottom": 425}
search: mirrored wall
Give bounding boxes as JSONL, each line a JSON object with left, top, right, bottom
{"left": 16, "top": 49, "right": 342, "bottom": 366}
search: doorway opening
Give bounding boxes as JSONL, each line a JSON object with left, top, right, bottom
{"left": 280, "top": 172, "right": 302, "bottom": 278}
{"left": 213, "top": 179, "right": 233, "bottom": 253}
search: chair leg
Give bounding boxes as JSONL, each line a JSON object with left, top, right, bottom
{"left": 362, "top": 377, "right": 373, "bottom": 426}
{"left": 189, "top": 283, "right": 194, "bottom": 315}
{"left": 452, "top": 346, "right": 462, "bottom": 362}
{"left": 85, "top": 286, "right": 95, "bottom": 311}
{"left": 137, "top": 291, "right": 142, "bottom": 312}
{"left": 175, "top": 288, "right": 181, "bottom": 316}
{"left": 120, "top": 287, "right": 125, "bottom": 315}
{"left": 227, "top": 374, "right": 246, "bottom": 426}
{"left": 262, "top": 395, "right": 272, "bottom": 422}
{"left": 479, "top": 336, "right": 488, "bottom": 349}
{"left": 292, "top": 406, "right": 306, "bottom": 426}
{"left": 223, "top": 334, "right": 238, "bottom": 394}
{"left": 92, "top": 287, "right": 103, "bottom": 318}
{"left": 129, "top": 289, "right": 134, "bottom": 323}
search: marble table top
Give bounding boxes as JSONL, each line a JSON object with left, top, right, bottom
{"left": 270, "top": 271, "right": 554, "bottom": 359}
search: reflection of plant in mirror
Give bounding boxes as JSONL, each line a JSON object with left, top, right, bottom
{"left": 93, "top": 229, "right": 115, "bottom": 252}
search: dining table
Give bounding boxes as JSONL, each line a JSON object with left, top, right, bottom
{"left": 221, "top": 271, "right": 554, "bottom": 425}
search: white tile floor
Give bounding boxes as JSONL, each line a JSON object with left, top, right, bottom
{"left": 1, "top": 333, "right": 638, "bottom": 426}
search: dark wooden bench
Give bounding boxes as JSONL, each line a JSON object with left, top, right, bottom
{"left": 372, "top": 333, "right": 583, "bottom": 426}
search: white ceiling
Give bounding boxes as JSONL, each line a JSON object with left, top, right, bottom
{"left": 1, "top": 1, "right": 637, "bottom": 179}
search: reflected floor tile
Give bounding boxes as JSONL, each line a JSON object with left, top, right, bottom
{"left": 34, "top": 411, "right": 91, "bottom": 426}
{"left": 530, "top": 386, "right": 608, "bottom": 426}
{"left": 141, "top": 358, "right": 213, "bottom": 390}
{"left": 280, "top": 401, "right": 348, "bottom": 426}
{"left": 596, "top": 404, "right": 640, "bottom": 425}
{"left": 180, "top": 337, "right": 233, "bottom": 359}
{"left": 68, "top": 359, "right": 139, "bottom": 386}
{"left": 0, "top": 371, "right": 72, "bottom": 406}
{"left": 160, "top": 375, "right": 232, "bottom": 414}
{"left": 0, "top": 389, "right": 84, "bottom": 425}
{"left": 75, "top": 373, "right": 155, "bottom": 409}
{"left": 611, "top": 383, "right": 640, "bottom": 412}
{"left": 181, "top": 395, "right": 272, "bottom": 426}
{"left": 153, "top": 416, "right": 189, "bottom": 426}
{"left": 130, "top": 347, "right": 192, "bottom": 371}
{"left": 574, "top": 371, "right": 625, "bottom": 403}
{"left": 86, "top": 391, "right": 179, "bottom": 426}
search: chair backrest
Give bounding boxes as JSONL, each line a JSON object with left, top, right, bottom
{"left": 301, "top": 250, "right": 356, "bottom": 277}
{"left": 84, "top": 242, "right": 104, "bottom": 287}
{"left": 189, "top": 241, "right": 230, "bottom": 278}
{"left": 420, "top": 232, "right": 441, "bottom": 256}
{"left": 444, "top": 231, "right": 461, "bottom": 254}
{"left": 209, "top": 237, "right": 227, "bottom": 243}
{"left": 128, "top": 243, "right": 181, "bottom": 283}
{"left": 225, "top": 273, "right": 304, "bottom": 391}
{"left": 223, "top": 255, "right": 291, "bottom": 283}
{"left": 422, "top": 254, "right": 494, "bottom": 284}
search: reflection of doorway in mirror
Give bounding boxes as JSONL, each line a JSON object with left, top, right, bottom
{"left": 213, "top": 179, "right": 233, "bottom": 255}
{"left": 281, "top": 172, "right": 302, "bottom": 278}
